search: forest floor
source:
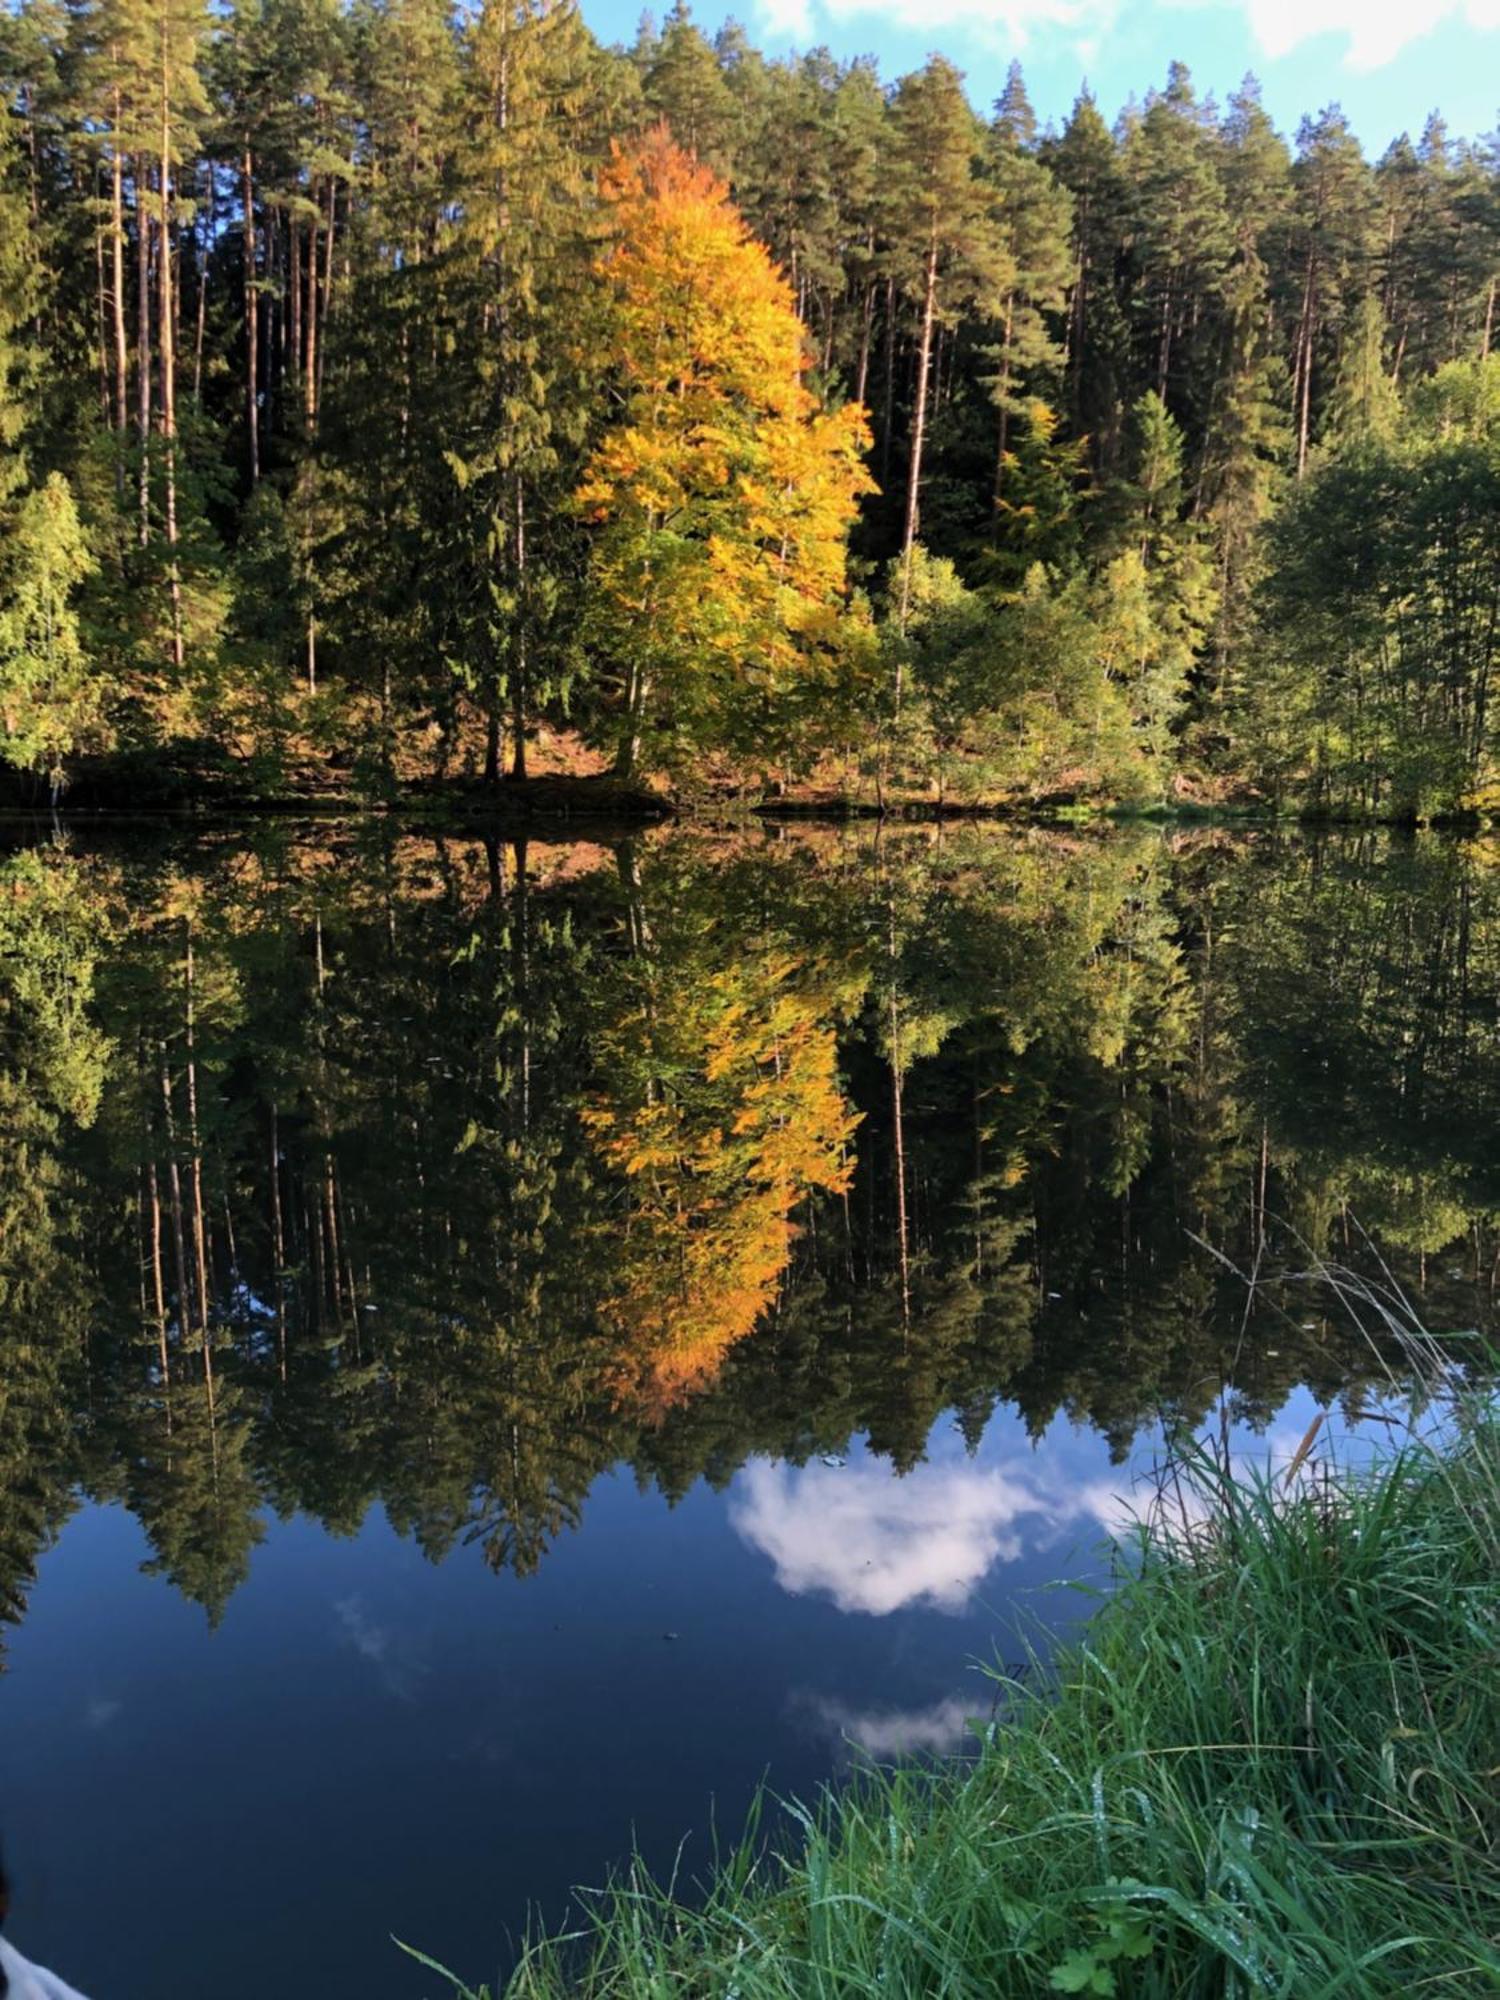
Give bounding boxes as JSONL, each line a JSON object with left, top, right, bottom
{"left": 409, "top": 1404, "right": 1500, "bottom": 2000}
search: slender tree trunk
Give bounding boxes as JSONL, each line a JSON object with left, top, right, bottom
{"left": 613, "top": 665, "right": 650, "bottom": 779}
{"left": 879, "top": 275, "right": 897, "bottom": 489}
{"left": 146, "top": 1158, "right": 172, "bottom": 1406}
{"left": 136, "top": 155, "right": 152, "bottom": 545}
{"left": 94, "top": 186, "right": 112, "bottom": 425}
{"left": 1294, "top": 250, "right": 1316, "bottom": 480}
{"left": 304, "top": 206, "right": 319, "bottom": 429}
{"left": 853, "top": 270, "right": 875, "bottom": 409}
{"left": 110, "top": 119, "right": 129, "bottom": 441}
{"left": 242, "top": 144, "right": 259, "bottom": 481}
{"left": 289, "top": 214, "right": 302, "bottom": 406}
{"left": 193, "top": 161, "right": 209, "bottom": 407}
{"left": 158, "top": 81, "right": 185, "bottom": 673}
{"left": 485, "top": 699, "right": 502, "bottom": 785}
{"left": 183, "top": 928, "right": 211, "bottom": 1381}
{"left": 897, "top": 238, "right": 939, "bottom": 642}
{"left": 158, "top": 1050, "right": 192, "bottom": 1351}
{"left": 318, "top": 173, "right": 337, "bottom": 414}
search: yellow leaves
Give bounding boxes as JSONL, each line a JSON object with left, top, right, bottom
{"left": 577, "top": 128, "right": 876, "bottom": 768}
{"left": 584, "top": 940, "right": 860, "bottom": 1416}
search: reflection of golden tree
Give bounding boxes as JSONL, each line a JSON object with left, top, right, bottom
{"left": 585, "top": 950, "right": 859, "bottom": 1414}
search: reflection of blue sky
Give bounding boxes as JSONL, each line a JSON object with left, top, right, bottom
{"left": 731, "top": 1394, "right": 1390, "bottom": 1618}
{"left": 0, "top": 1383, "right": 1412, "bottom": 2000}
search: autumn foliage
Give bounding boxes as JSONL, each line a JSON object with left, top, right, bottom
{"left": 583, "top": 947, "right": 859, "bottom": 1415}
{"left": 577, "top": 131, "right": 874, "bottom": 776}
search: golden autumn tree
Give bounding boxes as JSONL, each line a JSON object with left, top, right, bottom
{"left": 577, "top": 131, "right": 874, "bottom": 778}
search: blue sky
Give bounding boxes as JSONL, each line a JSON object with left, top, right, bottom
{"left": 580, "top": 0, "right": 1500, "bottom": 157}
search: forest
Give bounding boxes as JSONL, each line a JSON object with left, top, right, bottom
{"left": 1, "top": 820, "right": 1495, "bottom": 1632}
{"left": 4, "top": 0, "right": 1500, "bottom": 816}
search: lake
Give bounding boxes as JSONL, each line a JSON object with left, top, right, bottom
{"left": 0, "top": 818, "right": 1493, "bottom": 1998}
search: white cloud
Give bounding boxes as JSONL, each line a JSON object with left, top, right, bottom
{"left": 1235, "top": 0, "right": 1500, "bottom": 68}
{"left": 758, "top": 0, "right": 1113, "bottom": 54}
{"left": 757, "top": 0, "right": 1500, "bottom": 74}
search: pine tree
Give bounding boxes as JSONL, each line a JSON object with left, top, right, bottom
{"left": 888, "top": 56, "right": 991, "bottom": 627}
{"left": 1043, "top": 88, "right": 1132, "bottom": 468}
{"left": 981, "top": 85, "right": 1073, "bottom": 537}
{"left": 1323, "top": 293, "right": 1401, "bottom": 447}
{"left": 447, "top": 0, "right": 603, "bottom": 781}
{"left": 640, "top": 0, "right": 736, "bottom": 174}
{"left": 1288, "top": 107, "right": 1372, "bottom": 477}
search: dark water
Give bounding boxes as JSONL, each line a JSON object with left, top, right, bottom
{"left": 0, "top": 819, "right": 1494, "bottom": 1999}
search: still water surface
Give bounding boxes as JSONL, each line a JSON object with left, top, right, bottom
{"left": 0, "top": 820, "right": 1493, "bottom": 1997}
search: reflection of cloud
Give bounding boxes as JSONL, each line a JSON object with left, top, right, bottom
{"left": 806, "top": 1692, "right": 979, "bottom": 1757}
{"left": 334, "top": 1595, "right": 427, "bottom": 1703}
{"left": 733, "top": 1410, "right": 1365, "bottom": 1618}
{"left": 732, "top": 1457, "right": 1078, "bottom": 1615}
{"left": 85, "top": 1697, "right": 121, "bottom": 1730}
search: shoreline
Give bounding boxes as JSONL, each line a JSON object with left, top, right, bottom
{"left": 411, "top": 1417, "right": 1499, "bottom": 1999}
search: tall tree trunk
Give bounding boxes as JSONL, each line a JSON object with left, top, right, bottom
{"left": 94, "top": 181, "right": 112, "bottom": 425}
{"left": 289, "top": 214, "right": 302, "bottom": 406}
{"left": 853, "top": 269, "right": 875, "bottom": 409}
{"left": 110, "top": 122, "right": 129, "bottom": 439}
{"left": 193, "top": 161, "right": 209, "bottom": 406}
{"left": 183, "top": 927, "right": 212, "bottom": 1387}
{"left": 318, "top": 173, "right": 337, "bottom": 414}
{"left": 897, "top": 237, "right": 939, "bottom": 644}
{"left": 158, "top": 80, "right": 185, "bottom": 673}
{"left": 146, "top": 1158, "right": 172, "bottom": 1409}
{"left": 879, "top": 275, "right": 897, "bottom": 488}
{"left": 1294, "top": 250, "right": 1316, "bottom": 480}
{"left": 304, "top": 206, "right": 319, "bottom": 429}
{"left": 242, "top": 143, "right": 259, "bottom": 481}
{"left": 136, "top": 155, "right": 152, "bottom": 546}
{"left": 484, "top": 699, "right": 502, "bottom": 785}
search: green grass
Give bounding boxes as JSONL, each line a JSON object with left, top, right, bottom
{"left": 404, "top": 1405, "right": 1499, "bottom": 2000}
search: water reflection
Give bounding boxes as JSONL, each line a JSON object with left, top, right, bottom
{"left": 732, "top": 1453, "right": 1088, "bottom": 1614}
{"left": 0, "top": 820, "right": 1495, "bottom": 1643}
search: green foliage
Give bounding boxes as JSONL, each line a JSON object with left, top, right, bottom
{"left": 0, "top": 472, "right": 100, "bottom": 778}
{"left": 1252, "top": 355, "right": 1500, "bottom": 817}
{"left": 5, "top": 5, "right": 1500, "bottom": 808}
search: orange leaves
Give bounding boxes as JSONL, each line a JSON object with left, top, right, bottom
{"left": 583, "top": 943, "right": 859, "bottom": 1417}
{"left": 577, "top": 129, "right": 875, "bottom": 770}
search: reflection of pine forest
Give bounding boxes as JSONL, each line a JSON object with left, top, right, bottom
{"left": 4, "top": 825, "right": 1498, "bottom": 1635}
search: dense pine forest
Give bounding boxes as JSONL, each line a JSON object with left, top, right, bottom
{"left": 4, "top": 0, "right": 1500, "bottom": 815}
